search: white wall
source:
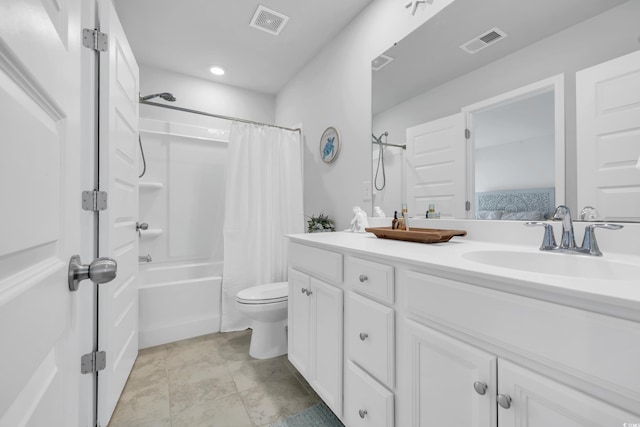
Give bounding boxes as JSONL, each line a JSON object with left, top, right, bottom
{"left": 275, "top": 0, "right": 456, "bottom": 230}
{"left": 140, "top": 65, "right": 275, "bottom": 128}
{"left": 373, "top": 1, "right": 640, "bottom": 214}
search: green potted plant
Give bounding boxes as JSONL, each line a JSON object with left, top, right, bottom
{"left": 307, "top": 213, "right": 336, "bottom": 233}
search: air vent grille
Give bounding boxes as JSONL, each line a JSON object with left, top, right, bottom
{"left": 372, "top": 54, "right": 394, "bottom": 71}
{"left": 460, "top": 27, "right": 508, "bottom": 54}
{"left": 479, "top": 31, "right": 502, "bottom": 44}
{"left": 250, "top": 5, "right": 289, "bottom": 36}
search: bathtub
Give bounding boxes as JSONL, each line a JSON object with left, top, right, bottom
{"left": 137, "top": 261, "right": 222, "bottom": 348}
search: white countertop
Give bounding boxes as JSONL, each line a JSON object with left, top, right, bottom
{"left": 288, "top": 230, "right": 640, "bottom": 321}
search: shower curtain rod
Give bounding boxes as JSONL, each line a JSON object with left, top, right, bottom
{"left": 139, "top": 99, "right": 302, "bottom": 133}
{"left": 372, "top": 141, "right": 406, "bottom": 150}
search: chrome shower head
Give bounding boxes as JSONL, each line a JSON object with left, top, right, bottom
{"left": 140, "top": 92, "right": 176, "bottom": 102}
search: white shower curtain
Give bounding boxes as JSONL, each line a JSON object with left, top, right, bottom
{"left": 221, "top": 122, "right": 304, "bottom": 332}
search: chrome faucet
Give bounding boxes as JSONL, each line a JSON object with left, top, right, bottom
{"left": 553, "top": 205, "right": 577, "bottom": 249}
{"left": 525, "top": 205, "right": 623, "bottom": 256}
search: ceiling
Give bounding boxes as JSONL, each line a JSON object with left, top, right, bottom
{"left": 113, "top": 0, "right": 373, "bottom": 95}
{"left": 372, "top": 0, "right": 630, "bottom": 114}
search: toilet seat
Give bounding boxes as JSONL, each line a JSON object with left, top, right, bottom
{"left": 236, "top": 282, "right": 288, "bottom": 305}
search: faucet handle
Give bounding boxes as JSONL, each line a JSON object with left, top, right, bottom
{"left": 580, "top": 223, "right": 623, "bottom": 256}
{"left": 524, "top": 221, "right": 557, "bottom": 250}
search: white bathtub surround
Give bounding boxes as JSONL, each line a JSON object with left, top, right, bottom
{"left": 221, "top": 122, "right": 304, "bottom": 331}
{"left": 137, "top": 118, "right": 228, "bottom": 348}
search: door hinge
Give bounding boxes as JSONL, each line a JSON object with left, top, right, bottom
{"left": 81, "top": 351, "right": 106, "bottom": 374}
{"left": 82, "top": 190, "right": 108, "bottom": 211}
{"left": 82, "top": 28, "right": 109, "bottom": 52}
{"left": 465, "top": 201, "right": 471, "bottom": 211}
{"left": 465, "top": 128, "right": 471, "bottom": 139}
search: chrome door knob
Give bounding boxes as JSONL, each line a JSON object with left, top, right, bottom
{"left": 359, "top": 332, "right": 369, "bottom": 341}
{"left": 359, "top": 409, "right": 367, "bottom": 419}
{"left": 359, "top": 274, "right": 368, "bottom": 283}
{"left": 497, "top": 394, "right": 512, "bottom": 409}
{"left": 473, "top": 381, "right": 488, "bottom": 395}
{"left": 68, "top": 255, "right": 117, "bottom": 291}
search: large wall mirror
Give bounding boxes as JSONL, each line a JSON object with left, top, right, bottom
{"left": 372, "top": 0, "right": 640, "bottom": 221}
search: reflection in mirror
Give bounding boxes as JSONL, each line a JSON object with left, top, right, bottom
{"left": 465, "top": 75, "right": 564, "bottom": 221}
{"left": 372, "top": 0, "right": 640, "bottom": 221}
{"left": 473, "top": 93, "right": 554, "bottom": 197}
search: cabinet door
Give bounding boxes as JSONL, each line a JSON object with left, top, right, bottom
{"left": 311, "top": 277, "right": 343, "bottom": 417}
{"left": 401, "top": 320, "right": 496, "bottom": 427}
{"left": 288, "top": 268, "right": 311, "bottom": 377}
{"left": 498, "top": 359, "right": 638, "bottom": 427}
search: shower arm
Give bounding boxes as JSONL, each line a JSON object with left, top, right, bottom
{"left": 372, "top": 132, "right": 406, "bottom": 150}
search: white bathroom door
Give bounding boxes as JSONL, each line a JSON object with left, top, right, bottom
{"left": 0, "top": 0, "right": 90, "bottom": 426}
{"left": 405, "top": 113, "right": 467, "bottom": 218}
{"left": 97, "top": 0, "right": 140, "bottom": 424}
{"left": 576, "top": 49, "right": 640, "bottom": 221}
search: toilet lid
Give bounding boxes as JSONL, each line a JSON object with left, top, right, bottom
{"left": 236, "top": 281, "right": 288, "bottom": 304}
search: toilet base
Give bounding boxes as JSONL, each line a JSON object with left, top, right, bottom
{"left": 249, "top": 319, "right": 288, "bottom": 359}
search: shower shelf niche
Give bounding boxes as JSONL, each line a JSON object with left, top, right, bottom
{"left": 139, "top": 182, "right": 164, "bottom": 191}
{"left": 139, "top": 229, "right": 163, "bottom": 239}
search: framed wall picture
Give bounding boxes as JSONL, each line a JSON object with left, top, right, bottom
{"left": 319, "top": 126, "right": 341, "bottom": 163}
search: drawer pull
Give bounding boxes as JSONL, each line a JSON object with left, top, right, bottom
{"left": 497, "top": 394, "right": 512, "bottom": 409}
{"left": 473, "top": 381, "right": 488, "bottom": 395}
{"left": 359, "top": 332, "right": 369, "bottom": 341}
{"left": 359, "top": 409, "right": 368, "bottom": 419}
{"left": 359, "top": 274, "right": 368, "bottom": 283}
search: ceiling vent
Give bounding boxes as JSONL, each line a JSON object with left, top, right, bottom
{"left": 372, "top": 54, "right": 394, "bottom": 71}
{"left": 460, "top": 27, "right": 508, "bottom": 54}
{"left": 250, "top": 5, "right": 289, "bottom": 36}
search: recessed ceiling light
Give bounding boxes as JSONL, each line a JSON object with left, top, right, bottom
{"left": 209, "top": 66, "right": 225, "bottom": 76}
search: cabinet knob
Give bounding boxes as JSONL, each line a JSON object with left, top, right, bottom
{"left": 359, "top": 332, "right": 369, "bottom": 341}
{"left": 359, "top": 274, "right": 368, "bottom": 283}
{"left": 359, "top": 409, "right": 368, "bottom": 419}
{"left": 473, "top": 381, "right": 488, "bottom": 395}
{"left": 301, "top": 288, "right": 307, "bottom": 294}
{"left": 497, "top": 394, "right": 512, "bottom": 409}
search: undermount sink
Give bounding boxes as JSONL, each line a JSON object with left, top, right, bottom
{"left": 462, "top": 250, "right": 640, "bottom": 281}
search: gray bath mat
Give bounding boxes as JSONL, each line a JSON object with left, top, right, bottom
{"left": 269, "top": 402, "right": 344, "bottom": 427}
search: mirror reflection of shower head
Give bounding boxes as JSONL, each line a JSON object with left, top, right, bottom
{"left": 139, "top": 92, "right": 176, "bottom": 102}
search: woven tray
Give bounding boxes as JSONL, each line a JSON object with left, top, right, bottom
{"left": 365, "top": 227, "right": 467, "bottom": 243}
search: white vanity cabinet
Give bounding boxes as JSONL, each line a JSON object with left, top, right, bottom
{"left": 288, "top": 243, "right": 344, "bottom": 417}
{"left": 401, "top": 320, "right": 634, "bottom": 426}
{"left": 398, "top": 269, "right": 640, "bottom": 426}
{"left": 287, "top": 234, "right": 640, "bottom": 427}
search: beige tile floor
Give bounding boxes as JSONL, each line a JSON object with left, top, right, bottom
{"left": 108, "top": 329, "right": 321, "bottom": 427}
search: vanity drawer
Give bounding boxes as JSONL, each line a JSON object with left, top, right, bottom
{"left": 288, "top": 242, "right": 343, "bottom": 284}
{"left": 345, "top": 361, "right": 394, "bottom": 427}
{"left": 347, "top": 292, "right": 394, "bottom": 387}
{"left": 346, "top": 256, "right": 394, "bottom": 304}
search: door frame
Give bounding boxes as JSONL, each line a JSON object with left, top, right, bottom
{"left": 461, "top": 74, "right": 565, "bottom": 215}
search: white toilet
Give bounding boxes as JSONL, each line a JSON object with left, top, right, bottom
{"left": 236, "top": 282, "right": 288, "bottom": 359}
